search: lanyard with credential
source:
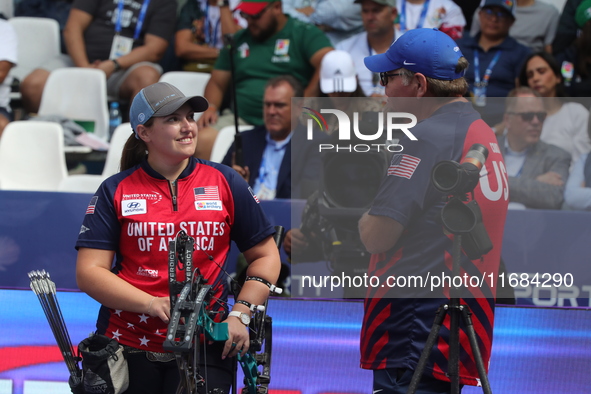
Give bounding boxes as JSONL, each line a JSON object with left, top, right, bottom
{"left": 474, "top": 50, "right": 502, "bottom": 88}
{"left": 399, "top": 0, "right": 431, "bottom": 33}
{"left": 203, "top": 1, "right": 221, "bottom": 47}
{"left": 115, "top": 0, "right": 151, "bottom": 41}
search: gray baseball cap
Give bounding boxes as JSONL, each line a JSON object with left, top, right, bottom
{"left": 129, "top": 82, "right": 209, "bottom": 136}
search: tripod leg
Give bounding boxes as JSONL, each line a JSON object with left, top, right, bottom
{"left": 448, "top": 300, "right": 461, "bottom": 394}
{"left": 407, "top": 305, "right": 448, "bottom": 394}
{"left": 460, "top": 306, "right": 492, "bottom": 394}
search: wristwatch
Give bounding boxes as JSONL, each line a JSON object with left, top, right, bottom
{"left": 112, "top": 59, "right": 122, "bottom": 72}
{"left": 229, "top": 311, "right": 251, "bottom": 326}
{"left": 217, "top": 0, "right": 229, "bottom": 7}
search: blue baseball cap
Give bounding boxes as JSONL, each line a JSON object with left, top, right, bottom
{"left": 130, "top": 82, "right": 209, "bottom": 137}
{"left": 364, "top": 28, "right": 466, "bottom": 81}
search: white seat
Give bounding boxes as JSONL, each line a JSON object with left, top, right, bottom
{"left": 0, "top": 121, "right": 68, "bottom": 191}
{"left": 58, "top": 123, "right": 133, "bottom": 194}
{"left": 159, "top": 72, "right": 211, "bottom": 121}
{"left": 39, "top": 68, "right": 110, "bottom": 143}
{"left": 0, "top": 0, "right": 13, "bottom": 18}
{"left": 159, "top": 71, "right": 210, "bottom": 97}
{"left": 209, "top": 125, "right": 252, "bottom": 163}
{"left": 8, "top": 17, "right": 62, "bottom": 82}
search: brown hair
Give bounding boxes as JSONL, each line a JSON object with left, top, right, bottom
{"left": 504, "top": 86, "right": 541, "bottom": 112}
{"left": 120, "top": 118, "right": 153, "bottom": 171}
{"left": 400, "top": 57, "right": 470, "bottom": 97}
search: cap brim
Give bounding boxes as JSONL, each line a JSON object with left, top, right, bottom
{"left": 364, "top": 52, "right": 398, "bottom": 73}
{"left": 153, "top": 96, "right": 209, "bottom": 117}
{"left": 235, "top": 2, "right": 269, "bottom": 15}
{"left": 320, "top": 77, "right": 357, "bottom": 93}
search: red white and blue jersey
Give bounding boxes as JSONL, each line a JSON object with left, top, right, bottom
{"left": 361, "top": 101, "right": 508, "bottom": 386}
{"left": 76, "top": 158, "right": 274, "bottom": 352}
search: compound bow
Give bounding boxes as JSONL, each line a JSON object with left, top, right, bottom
{"left": 165, "top": 227, "right": 283, "bottom": 394}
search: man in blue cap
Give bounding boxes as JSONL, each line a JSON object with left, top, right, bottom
{"left": 358, "top": 28, "right": 509, "bottom": 393}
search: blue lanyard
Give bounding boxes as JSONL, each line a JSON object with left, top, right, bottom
{"left": 114, "top": 0, "right": 151, "bottom": 41}
{"left": 474, "top": 50, "right": 502, "bottom": 87}
{"left": 399, "top": 0, "right": 431, "bottom": 33}
{"left": 204, "top": 1, "right": 221, "bottom": 47}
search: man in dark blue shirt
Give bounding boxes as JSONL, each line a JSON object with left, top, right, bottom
{"left": 360, "top": 28, "right": 509, "bottom": 393}
{"left": 456, "top": 0, "right": 530, "bottom": 125}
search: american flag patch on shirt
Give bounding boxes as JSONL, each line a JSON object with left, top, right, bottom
{"left": 248, "top": 186, "right": 260, "bottom": 204}
{"left": 388, "top": 154, "right": 421, "bottom": 179}
{"left": 194, "top": 186, "right": 219, "bottom": 201}
{"left": 86, "top": 196, "right": 98, "bottom": 214}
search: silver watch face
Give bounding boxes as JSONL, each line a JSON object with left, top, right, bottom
{"left": 240, "top": 313, "right": 250, "bottom": 325}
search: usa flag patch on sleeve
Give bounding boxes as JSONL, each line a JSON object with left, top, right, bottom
{"left": 248, "top": 187, "right": 260, "bottom": 204}
{"left": 388, "top": 154, "right": 421, "bottom": 179}
{"left": 86, "top": 196, "right": 98, "bottom": 214}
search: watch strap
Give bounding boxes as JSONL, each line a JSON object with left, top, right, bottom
{"left": 229, "top": 310, "right": 249, "bottom": 325}
{"left": 112, "top": 59, "right": 122, "bottom": 72}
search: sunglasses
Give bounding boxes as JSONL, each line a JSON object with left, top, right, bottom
{"left": 481, "top": 8, "right": 512, "bottom": 21}
{"left": 379, "top": 72, "right": 403, "bottom": 86}
{"left": 507, "top": 111, "right": 547, "bottom": 122}
{"left": 240, "top": 3, "right": 273, "bottom": 20}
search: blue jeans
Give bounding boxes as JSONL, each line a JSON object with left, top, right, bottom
{"left": 373, "top": 368, "right": 459, "bottom": 394}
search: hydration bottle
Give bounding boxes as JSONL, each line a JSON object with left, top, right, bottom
{"left": 108, "top": 101, "right": 122, "bottom": 140}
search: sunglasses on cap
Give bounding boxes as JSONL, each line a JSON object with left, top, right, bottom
{"left": 507, "top": 111, "right": 547, "bottom": 122}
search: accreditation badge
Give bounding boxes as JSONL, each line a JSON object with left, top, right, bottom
{"left": 109, "top": 34, "right": 133, "bottom": 60}
{"left": 472, "top": 86, "right": 487, "bottom": 107}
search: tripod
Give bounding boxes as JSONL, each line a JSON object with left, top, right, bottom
{"left": 407, "top": 196, "right": 493, "bottom": 394}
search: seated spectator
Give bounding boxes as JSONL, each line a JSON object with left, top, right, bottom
{"left": 518, "top": 51, "right": 591, "bottom": 166}
{"left": 470, "top": 0, "right": 559, "bottom": 53}
{"left": 0, "top": 19, "right": 17, "bottom": 138}
{"left": 283, "top": 54, "right": 381, "bottom": 259}
{"left": 195, "top": 0, "right": 332, "bottom": 159}
{"left": 336, "top": 0, "right": 398, "bottom": 97}
{"left": 456, "top": 0, "right": 530, "bottom": 125}
{"left": 315, "top": 49, "right": 383, "bottom": 131}
{"left": 554, "top": 0, "right": 591, "bottom": 97}
{"left": 498, "top": 87, "right": 571, "bottom": 209}
{"left": 222, "top": 75, "right": 328, "bottom": 200}
{"left": 282, "top": 0, "right": 364, "bottom": 45}
{"left": 19, "top": 0, "right": 176, "bottom": 114}
{"left": 551, "top": 0, "right": 584, "bottom": 54}
{"left": 564, "top": 152, "right": 591, "bottom": 210}
{"left": 395, "top": 0, "right": 466, "bottom": 39}
{"left": 175, "top": 0, "right": 246, "bottom": 73}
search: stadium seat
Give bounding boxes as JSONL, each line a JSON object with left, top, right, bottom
{"left": 209, "top": 125, "right": 253, "bottom": 163}
{"left": 8, "top": 17, "right": 62, "bottom": 82}
{"left": 39, "top": 68, "right": 110, "bottom": 142}
{"left": 0, "top": 120, "right": 68, "bottom": 191}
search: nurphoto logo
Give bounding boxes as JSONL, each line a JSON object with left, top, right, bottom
{"left": 303, "top": 107, "right": 418, "bottom": 153}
